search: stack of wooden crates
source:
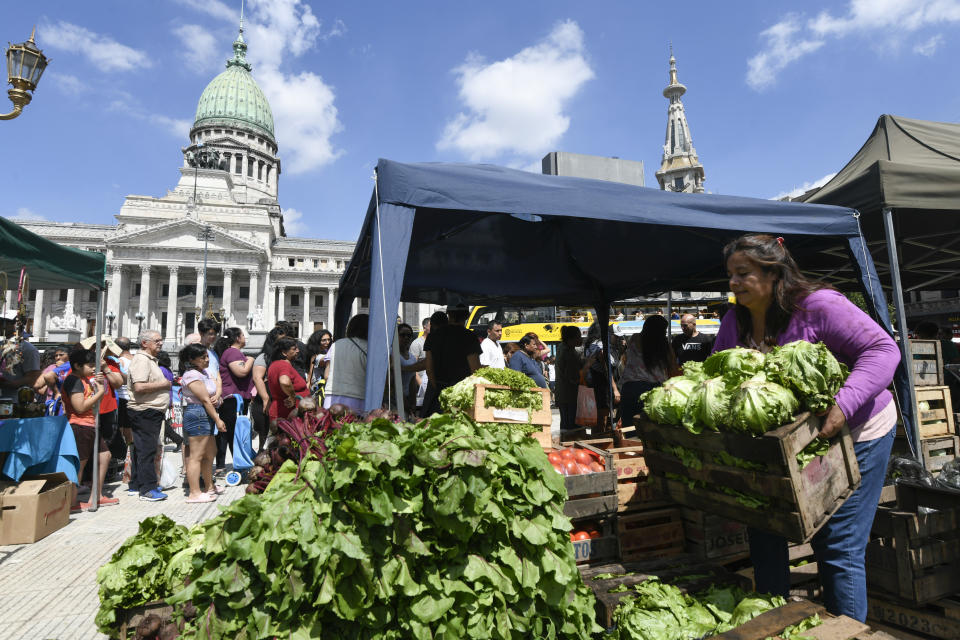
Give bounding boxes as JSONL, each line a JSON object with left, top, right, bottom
{"left": 901, "top": 340, "right": 960, "bottom": 474}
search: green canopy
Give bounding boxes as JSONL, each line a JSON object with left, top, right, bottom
{"left": 0, "top": 216, "right": 106, "bottom": 290}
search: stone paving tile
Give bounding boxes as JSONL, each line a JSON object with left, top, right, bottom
{"left": 0, "top": 447, "right": 246, "bottom": 640}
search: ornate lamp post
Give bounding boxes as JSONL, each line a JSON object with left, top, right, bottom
{"left": 135, "top": 311, "right": 145, "bottom": 335}
{"left": 1, "top": 28, "right": 49, "bottom": 121}
{"left": 247, "top": 312, "right": 254, "bottom": 332}
{"left": 219, "top": 307, "right": 226, "bottom": 332}
{"left": 196, "top": 225, "right": 214, "bottom": 321}
{"left": 105, "top": 310, "right": 116, "bottom": 336}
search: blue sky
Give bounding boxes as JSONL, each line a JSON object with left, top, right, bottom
{"left": 3, "top": 0, "right": 960, "bottom": 241}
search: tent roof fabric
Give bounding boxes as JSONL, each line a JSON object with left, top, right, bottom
{"left": 801, "top": 114, "right": 960, "bottom": 214}
{"left": 339, "top": 159, "right": 867, "bottom": 306}
{"left": 0, "top": 216, "right": 106, "bottom": 290}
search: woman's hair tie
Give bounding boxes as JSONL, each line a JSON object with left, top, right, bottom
{"left": 776, "top": 236, "right": 785, "bottom": 247}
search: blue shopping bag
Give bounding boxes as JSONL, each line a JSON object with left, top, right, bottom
{"left": 231, "top": 394, "right": 256, "bottom": 471}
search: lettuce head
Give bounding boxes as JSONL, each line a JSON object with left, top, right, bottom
{"left": 642, "top": 376, "right": 699, "bottom": 425}
{"left": 763, "top": 340, "right": 849, "bottom": 413}
{"left": 704, "top": 347, "right": 766, "bottom": 383}
{"left": 681, "top": 376, "right": 733, "bottom": 433}
{"left": 728, "top": 373, "right": 799, "bottom": 435}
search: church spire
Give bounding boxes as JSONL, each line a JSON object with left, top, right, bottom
{"left": 227, "top": 1, "right": 252, "bottom": 71}
{"left": 655, "top": 49, "right": 705, "bottom": 193}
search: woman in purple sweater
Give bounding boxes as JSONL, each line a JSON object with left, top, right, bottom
{"left": 714, "top": 234, "right": 900, "bottom": 622}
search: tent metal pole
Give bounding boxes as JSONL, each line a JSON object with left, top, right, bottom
{"left": 391, "top": 323, "right": 405, "bottom": 420}
{"left": 882, "top": 208, "right": 921, "bottom": 461}
{"left": 88, "top": 289, "right": 105, "bottom": 512}
{"left": 666, "top": 291, "right": 673, "bottom": 337}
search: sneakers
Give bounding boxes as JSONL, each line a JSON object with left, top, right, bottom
{"left": 139, "top": 488, "right": 168, "bottom": 502}
{"left": 127, "top": 487, "right": 139, "bottom": 496}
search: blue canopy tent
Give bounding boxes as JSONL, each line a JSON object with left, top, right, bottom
{"left": 336, "top": 159, "right": 915, "bottom": 453}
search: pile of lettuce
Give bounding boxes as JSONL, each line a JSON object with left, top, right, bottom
{"left": 94, "top": 515, "right": 204, "bottom": 635}
{"left": 440, "top": 366, "right": 544, "bottom": 418}
{"left": 642, "top": 341, "right": 848, "bottom": 436}
{"left": 605, "top": 578, "right": 787, "bottom": 640}
{"left": 152, "top": 413, "right": 600, "bottom": 639}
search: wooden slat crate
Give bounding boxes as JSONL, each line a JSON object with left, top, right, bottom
{"left": 469, "top": 384, "right": 552, "bottom": 425}
{"left": 681, "top": 507, "right": 750, "bottom": 562}
{"left": 911, "top": 339, "right": 944, "bottom": 387}
{"left": 587, "top": 437, "right": 675, "bottom": 513}
{"left": 569, "top": 517, "right": 619, "bottom": 567}
{"left": 118, "top": 600, "right": 173, "bottom": 639}
{"left": 708, "top": 598, "right": 900, "bottom": 640}
{"left": 892, "top": 434, "right": 959, "bottom": 474}
{"left": 897, "top": 385, "right": 956, "bottom": 439}
{"left": 866, "top": 482, "right": 960, "bottom": 604}
{"left": 617, "top": 506, "right": 685, "bottom": 562}
{"left": 867, "top": 591, "right": 960, "bottom": 639}
{"left": 556, "top": 442, "right": 618, "bottom": 520}
{"left": 636, "top": 412, "right": 862, "bottom": 542}
{"left": 580, "top": 555, "right": 751, "bottom": 628}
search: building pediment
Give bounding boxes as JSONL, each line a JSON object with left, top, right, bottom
{"left": 107, "top": 218, "right": 265, "bottom": 254}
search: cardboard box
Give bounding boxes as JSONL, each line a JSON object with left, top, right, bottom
{"left": 0, "top": 472, "right": 72, "bottom": 544}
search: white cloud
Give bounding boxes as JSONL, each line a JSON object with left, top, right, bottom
{"left": 746, "top": 16, "right": 825, "bottom": 91}
{"left": 40, "top": 21, "right": 151, "bottom": 72}
{"left": 6, "top": 207, "right": 48, "bottom": 222}
{"left": 437, "top": 20, "right": 594, "bottom": 161}
{"left": 48, "top": 72, "right": 88, "bottom": 95}
{"left": 282, "top": 207, "right": 306, "bottom": 235}
{"left": 173, "top": 24, "right": 221, "bottom": 73}
{"left": 914, "top": 33, "right": 944, "bottom": 55}
{"left": 177, "top": 0, "right": 344, "bottom": 174}
{"left": 108, "top": 92, "right": 190, "bottom": 138}
{"left": 772, "top": 172, "right": 837, "bottom": 200}
{"left": 747, "top": 0, "right": 960, "bottom": 90}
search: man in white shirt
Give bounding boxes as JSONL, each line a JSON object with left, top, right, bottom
{"left": 479, "top": 321, "right": 505, "bottom": 368}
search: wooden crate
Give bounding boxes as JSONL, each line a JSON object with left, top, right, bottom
{"left": 636, "top": 412, "right": 862, "bottom": 543}
{"left": 569, "top": 517, "right": 619, "bottom": 567}
{"left": 892, "top": 435, "right": 959, "bottom": 474}
{"left": 681, "top": 507, "right": 750, "bottom": 562}
{"left": 867, "top": 591, "right": 960, "bottom": 639}
{"left": 708, "top": 598, "right": 901, "bottom": 639}
{"left": 617, "top": 506, "right": 685, "bottom": 562}
{"left": 897, "top": 385, "right": 956, "bottom": 439}
{"left": 588, "top": 437, "right": 674, "bottom": 513}
{"left": 118, "top": 600, "right": 173, "bottom": 639}
{"left": 866, "top": 482, "right": 960, "bottom": 604}
{"left": 911, "top": 339, "right": 944, "bottom": 387}
{"left": 469, "top": 384, "right": 552, "bottom": 425}
{"left": 556, "top": 442, "right": 618, "bottom": 520}
{"left": 580, "top": 555, "right": 751, "bottom": 628}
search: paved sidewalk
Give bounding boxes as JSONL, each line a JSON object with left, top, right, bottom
{"left": 0, "top": 447, "right": 246, "bottom": 640}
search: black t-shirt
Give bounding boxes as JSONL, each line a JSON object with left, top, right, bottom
{"left": 424, "top": 325, "right": 482, "bottom": 388}
{"left": 672, "top": 333, "right": 714, "bottom": 365}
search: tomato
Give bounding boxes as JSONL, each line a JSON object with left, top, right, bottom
{"left": 588, "top": 461, "right": 604, "bottom": 473}
{"left": 572, "top": 531, "right": 591, "bottom": 541}
{"left": 547, "top": 451, "right": 562, "bottom": 465}
{"left": 551, "top": 462, "right": 564, "bottom": 474}
{"left": 574, "top": 450, "right": 593, "bottom": 466}
{"left": 577, "top": 463, "right": 593, "bottom": 475}
{"left": 564, "top": 460, "right": 580, "bottom": 475}
{"left": 588, "top": 529, "right": 602, "bottom": 539}
{"left": 558, "top": 448, "right": 575, "bottom": 461}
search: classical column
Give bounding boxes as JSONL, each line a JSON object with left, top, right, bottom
{"left": 33, "top": 289, "right": 45, "bottom": 339}
{"left": 222, "top": 268, "right": 234, "bottom": 328}
{"left": 351, "top": 298, "right": 359, "bottom": 316}
{"left": 165, "top": 266, "right": 179, "bottom": 346}
{"left": 263, "top": 270, "right": 273, "bottom": 328}
{"left": 248, "top": 267, "right": 260, "bottom": 328}
{"left": 302, "top": 286, "right": 311, "bottom": 337}
{"left": 138, "top": 265, "right": 151, "bottom": 322}
{"left": 64, "top": 288, "right": 76, "bottom": 327}
{"left": 109, "top": 264, "right": 124, "bottom": 321}
{"left": 326, "top": 286, "right": 335, "bottom": 331}
{"left": 194, "top": 266, "right": 205, "bottom": 332}
{"left": 277, "top": 285, "right": 286, "bottom": 321}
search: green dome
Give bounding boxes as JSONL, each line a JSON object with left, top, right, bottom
{"left": 193, "top": 31, "right": 274, "bottom": 141}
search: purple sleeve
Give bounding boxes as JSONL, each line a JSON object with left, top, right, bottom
{"left": 806, "top": 290, "right": 901, "bottom": 421}
{"left": 712, "top": 309, "right": 740, "bottom": 353}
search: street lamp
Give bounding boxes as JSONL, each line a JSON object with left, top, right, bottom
{"left": 105, "top": 310, "right": 116, "bottom": 336}
{"left": 135, "top": 311, "right": 145, "bottom": 335}
{"left": 247, "top": 312, "right": 254, "bottom": 331}
{"left": 1, "top": 28, "right": 49, "bottom": 121}
{"left": 196, "top": 224, "right": 214, "bottom": 320}
{"left": 219, "top": 307, "right": 226, "bottom": 331}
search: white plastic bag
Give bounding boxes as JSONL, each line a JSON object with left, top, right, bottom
{"left": 159, "top": 453, "right": 179, "bottom": 490}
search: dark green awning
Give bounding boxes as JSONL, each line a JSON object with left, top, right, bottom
{"left": 0, "top": 216, "right": 106, "bottom": 290}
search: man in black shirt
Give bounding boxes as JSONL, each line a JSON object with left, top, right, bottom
{"left": 422, "top": 305, "right": 481, "bottom": 414}
{"left": 672, "top": 314, "right": 714, "bottom": 365}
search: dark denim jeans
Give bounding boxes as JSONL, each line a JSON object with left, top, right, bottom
{"left": 747, "top": 427, "right": 894, "bottom": 621}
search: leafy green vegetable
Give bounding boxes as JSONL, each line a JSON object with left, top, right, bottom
{"left": 95, "top": 515, "right": 193, "bottom": 635}
{"left": 475, "top": 366, "right": 539, "bottom": 389}
{"left": 796, "top": 437, "right": 831, "bottom": 470}
{"left": 711, "top": 451, "right": 766, "bottom": 472}
{"left": 764, "top": 341, "right": 849, "bottom": 413}
{"left": 718, "top": 486, "right": 771, "bottom": 509}
{"left": 593, "top": 572, "right": 635, "bottom": 580}
{"left": 727, "top": 373, "right": 799, "bottom": 435}
{"left": 703, "top": 347, "right": 765, "bottom": 382}
{"left": 641, "top": 376, "right": 699, "bottom": 426}
{"left": 770, "top": 613, "right": 822, "bottom": 640}
{"left": 681, "top": 377, "right": 733, "bottom": 433}
{"left": 665, "top": 472, "right": 704, "bottom": 491}
{"left": 680, "top": 360, "right": 706, "bottom": 382}
{"left": 663, "top": 444, "right": 703, "bottom": 470}
{"left": 439, "top": 374, "right": 492, "bottom": 411}
{"left": 440, "top": 367, "right": 544, "bottom": 418}
{"left": 165, "top": 413, "right": 601, "bottom": 639}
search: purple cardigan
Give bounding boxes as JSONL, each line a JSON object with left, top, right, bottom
{"left": 713, "top": 289, "right": 900, "bottom": 430}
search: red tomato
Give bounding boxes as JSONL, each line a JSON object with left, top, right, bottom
{"left": 558, "top": 448, "right": 575, "bottom": 461}
{"left": 572, "top": 531, "right": 591, "bottom": 541}
{"left": 588, "top": 529, "right": 602, "bottom": 539}
{"left": 577, "top": 463, "right": 593, "bottom": 475}
{"left": 574, "top": 449, "right": 593, "bottom": 466}
{"left": 588, "top": 461, "right": 604, "bottom": 473}
{"left": 551, "top": 462, "right": 564, "bottom": 474}
{"left": 547, "top": 451, "right": 562, "bottom": 465}
{"left": 564, "top": 460, "right": 580, "bottom": 475}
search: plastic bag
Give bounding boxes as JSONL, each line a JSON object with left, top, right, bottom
{"left": 887, "top": 456, "right": 937, "bottom": 487}
{"left": 576, "top": 384, "right": 597, "bottom": 428}
{"left": 231, "top": 394, "right": 255, "bottom": 471}
{"left": 938, "top": 458, "right": 960, "bottom": 490}
{"left": 159, "top": 452, "right": 178, "bottom": 490}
